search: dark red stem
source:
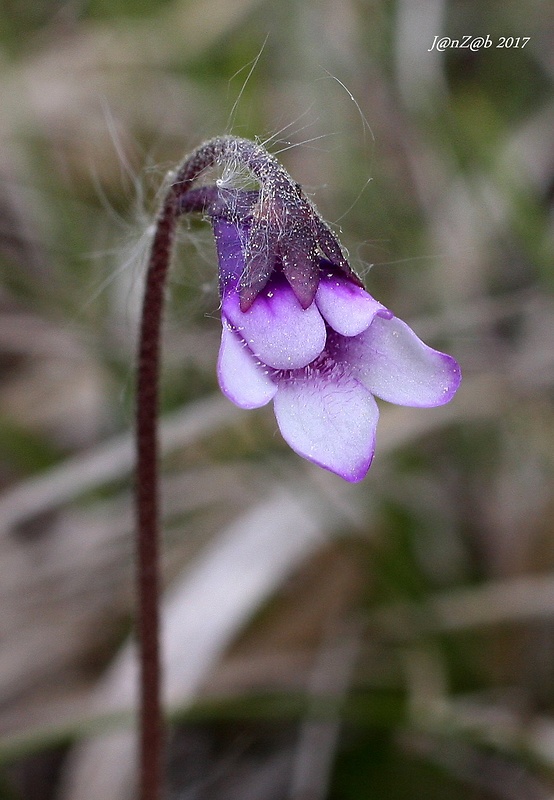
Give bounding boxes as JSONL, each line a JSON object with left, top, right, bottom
{"left": 136, "top": 191, "right": 177, "bottom": 800}
{"left": 134, "top": 142, "right": 224, "bottom": 800}
{"left": 134, "top": 135, "right": 312, "bottom": 799}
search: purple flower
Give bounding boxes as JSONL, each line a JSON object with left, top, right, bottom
{"left": 208, "top": 194, "right": 461, "bottom": 483}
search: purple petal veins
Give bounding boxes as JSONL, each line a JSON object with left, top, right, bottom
{"left": 328, "top": 315, "right": 462, "bottom": 407}
{"left": 208, "top": 182, "right": 461, "bottom": 482}
{"left": 273, "top": 358, "right": 379, "bottom": 482}
{"left": 315, "top": 269, "right": 392, "bottom": 336}
{"left": 223, "top": 280, "right": 326, "bottom": 370}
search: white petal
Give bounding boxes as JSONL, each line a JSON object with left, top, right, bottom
{"left": 331, "top": 315, "right": 461, "bottom": 407}
{"left": 223, "top": 280, "right": 326, "bottom": 370}
{"left": 217, "top": 321, "right": 277, "bottom": 409}
{"left": 316, "top": 273, "right": 391, "bottom": 336}
{"left": 273, "top": 363, "right": 378, "bottom": 482}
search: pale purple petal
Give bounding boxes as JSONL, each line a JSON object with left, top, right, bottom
{"left": 330, "top": 315, "right": 461, "bottom": 407}
{"left": 273, "top": 362, "right": 379, "bottom": 482}
{"left": 223, "top": 281, "right": 327, "bottom": 370}
{"left": 217, "top": 320, "right": 277, "bottom": 409}
{"left": 315, "top": 272, "right": 392, "bottom": 337}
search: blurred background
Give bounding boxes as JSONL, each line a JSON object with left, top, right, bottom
{"left": 0, "top": 0, "right": 553, "bottom": 798}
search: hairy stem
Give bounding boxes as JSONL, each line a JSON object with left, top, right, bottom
{"left": 135, "top": 150, "right": 218, "bottom": 800}
{"left": 136, "top": 190, "right": 176, "bottom": 800}
{"left": 135, "top": 135, "right": 319, "bottom": 798}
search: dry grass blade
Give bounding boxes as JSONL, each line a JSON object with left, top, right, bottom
{"left": 57, "top": 483, "right": 346, "bottom": 800}
{"left": 288, "top": 621, "right": 361, "bottom": 800}
{"left": 374, "top": 573, "right": 554, "bottom": 638}
{"left": 0, "top": 395, "right": 240, "bottom": 533}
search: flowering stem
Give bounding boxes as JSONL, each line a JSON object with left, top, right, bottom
{"left": 134, "top": 140, "right": 236, "bottom": 800}
{"left": 135, "top": 135, "right": 461, "bottom": 798}
{"left": 135, "top": 192, "right": 174, "bottom": 800}
{"left": 134, "top": 135, "right": 349, "bottom": 799}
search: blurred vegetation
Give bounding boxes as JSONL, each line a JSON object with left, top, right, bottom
{"left": 0, "top": 0, "right": 553, "bottom": 798}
